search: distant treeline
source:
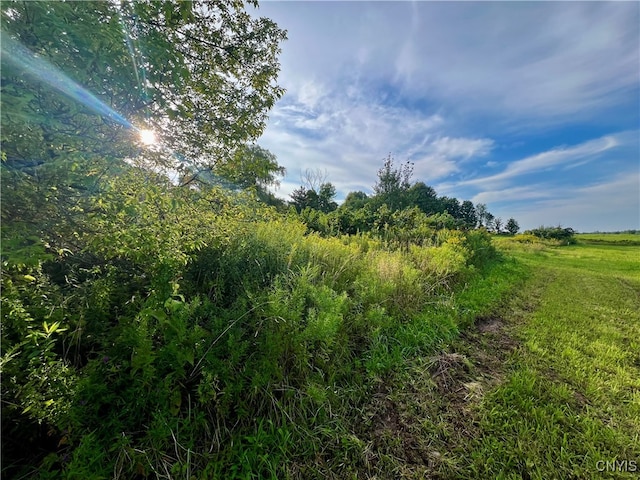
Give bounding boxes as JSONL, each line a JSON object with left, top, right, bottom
{"left": 579, "top": 230, "right": 639, "bottom": 235}
{"left": 282, "top": 156, "right": 521, "bottom": 239}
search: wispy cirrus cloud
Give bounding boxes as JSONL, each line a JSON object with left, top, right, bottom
{"left": 471, "top": 185, "right": 555, "bottom": 206}
{"left": 261, "top": 2, "right": 638, "bottom": 123}
{"left": 389, "top": 2, "right": 639, "bottom": 123}
{"left": 430, "top": 137, "right": 494, "bottom": 162}
{"left": 459, "top": 134, "right": 621, "bottom": 189}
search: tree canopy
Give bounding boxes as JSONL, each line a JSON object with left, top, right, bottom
{"left": 1, "top": 0, "right": 287, "bottom": 170}
{"left": 214, "top": 143, "right": 286, "bottom": 191}
{"left": 284, "top": 155, "right": 523, "bottom": 240}
{"left": 290, "top": 182, "right": 338, "bottom": 213}
{"left": 506, "top": 218, "right": 520, "bottom": 235}
{"left": 372, "top": 155, "right": 414, "bottom": 211}
{"left": 1, "top": 0, "right": 287, "bottom": 262}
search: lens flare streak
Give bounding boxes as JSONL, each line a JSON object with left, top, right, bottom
{"left": 1, "top": 31, "right": 133, "bottom": 129}
{"left": 118, "top": 11, "right": 149, "bottom": 106}
{"left": 1, "top": 32, "right": 228, "bottom": 189}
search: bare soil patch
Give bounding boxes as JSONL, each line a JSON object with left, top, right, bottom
{"left": 475, "top": 315, "right": 504, "bottom": 333}
{"left": 359, "top": 310, "right": 523, "bottom": 478}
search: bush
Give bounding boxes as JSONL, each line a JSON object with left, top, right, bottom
{"left": 463, "top": 229, "right": 498, "bottom": 268}
{"left": 525, "top": 226, "right": 577, "bottom": 245}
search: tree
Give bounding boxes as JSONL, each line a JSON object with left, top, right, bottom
{"left": 290, "top": 169, "right": 337, "bottom": 213}
{"left": 475, "top": 203, "right": 489, "bottom": 227}
{"left": 459, "top": 200, "right": 478, "bottom": 229}
{"left": 1, "top": 0, "right": 287, "bottom": 258}
{"left": 255, "top": 189, "right": 287, "bottom": 210}
{"left": 526, "top": 225, "right": 576, "bottom": 244}
{"left": 318, "top": 182, "right": 338, "bottom": 213}
{"left": 408, "top": 182, "right": 440, "bottom": 215}
{"left": 300, "top": 168, "right": 329, "bottom": 193}
{"left": 484, "top": 212, "right": 495, "bottom": 231}
{"left": 372, "top": 155, "right": 413, "bottom": 211}
{"left": 2, "top": 1, "right": 287, "bottom": 169}
{"left": 289, "top": 182, "right": 337, "bottom": 213}
{"left": 2, "top": 2, "right": 144, "bottom": 254}
{"left": 341, "top": 191, "right": 369, "bottom": 211}
{"left": 214, "top": 144, "right": 285, "bottom": 192}
{"left": 494, "top": 217, "right": 503, "bottom": 234}
{"left": 333, "top": 201, "right": 376, "bottom": 234}
{"left": 290, "top": 186, "right": 315, "bottom": 212}
{"left": 439, "top": 196, "right": 461, "bottom": 219}
{"left": 506, "top": 218, "right": 520, "bottom": 235}
{"left": 425, "top": 212, "right": 461, "bottom": 230}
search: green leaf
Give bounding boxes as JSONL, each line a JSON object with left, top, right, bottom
{"left": 144, "top": 308, "right": 167, "bottom": 323}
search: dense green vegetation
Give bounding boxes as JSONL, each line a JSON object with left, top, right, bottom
{"left": 2, "top": 1, "right": 638, "bottom": 478}
{"left": 524, "top": 225, "right": 577, "bottom": 244}
{"left": 286, "top": 157, "right": 522, "bottom": 238}
{"left": 2, "top": 157, "right": 506, "bottom": 477}
{"left": 2, "top": 178, "right": 505, "bottom": 477}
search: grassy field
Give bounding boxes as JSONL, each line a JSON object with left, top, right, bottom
{"left": 463, "top": 240, "right": 640, "bottom": 478}
{"left": 576, "top": 232, "right": 640, "bottom": 246}
{"left": 359, "top": 236, "right": 640, "bottom": 479}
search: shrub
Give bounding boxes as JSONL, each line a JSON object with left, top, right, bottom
{"left": 463, "top": 228, "right": 498, "bottom": 268}
{"left": 512, "top": 233, "right": 540, "bottom": 244}
{"left": 526, "top": 226, "right": 576, "bottom": 245}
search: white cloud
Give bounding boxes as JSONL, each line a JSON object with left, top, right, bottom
{"left": 260, "top": 85, "right": 494, "bottom": 198}
{"left": 258, "top": 2, "right": 638, "bottom": 123}
{"left": 460, "top": 135, "right": 621, "bottom": 189}
{"left": 431, "top": 136, "right": 494, "bottom": 161}
{"left": 471, "top": 185, "right": 554, "bottom": 205}
{"left": 296, "top": 80, "right": 326, "bottom": 111}
{"left": 395, "top": 2, "right": 638, "bottom": 122}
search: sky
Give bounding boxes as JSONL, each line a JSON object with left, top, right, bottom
{"left": 250, "top": 1, "right": 640, "bottom": 232}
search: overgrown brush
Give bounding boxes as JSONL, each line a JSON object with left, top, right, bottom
{"left": 1, "top": 172, "right": 500, "bottom": 479}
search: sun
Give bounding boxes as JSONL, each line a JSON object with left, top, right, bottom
{"left": 139, "top": 129, "right": 157, "bottom": 146}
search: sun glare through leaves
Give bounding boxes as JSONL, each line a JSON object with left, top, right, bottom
{"left": 139, "top": 128, "right": 157, "bottom": 146}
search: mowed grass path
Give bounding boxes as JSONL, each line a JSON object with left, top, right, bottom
{"left": 459, "top": 242, "right": 640, "bottom": 479}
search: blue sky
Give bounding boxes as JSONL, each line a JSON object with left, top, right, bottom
{"left": 251, "top": 1, "right": 639, "bottom": 232}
